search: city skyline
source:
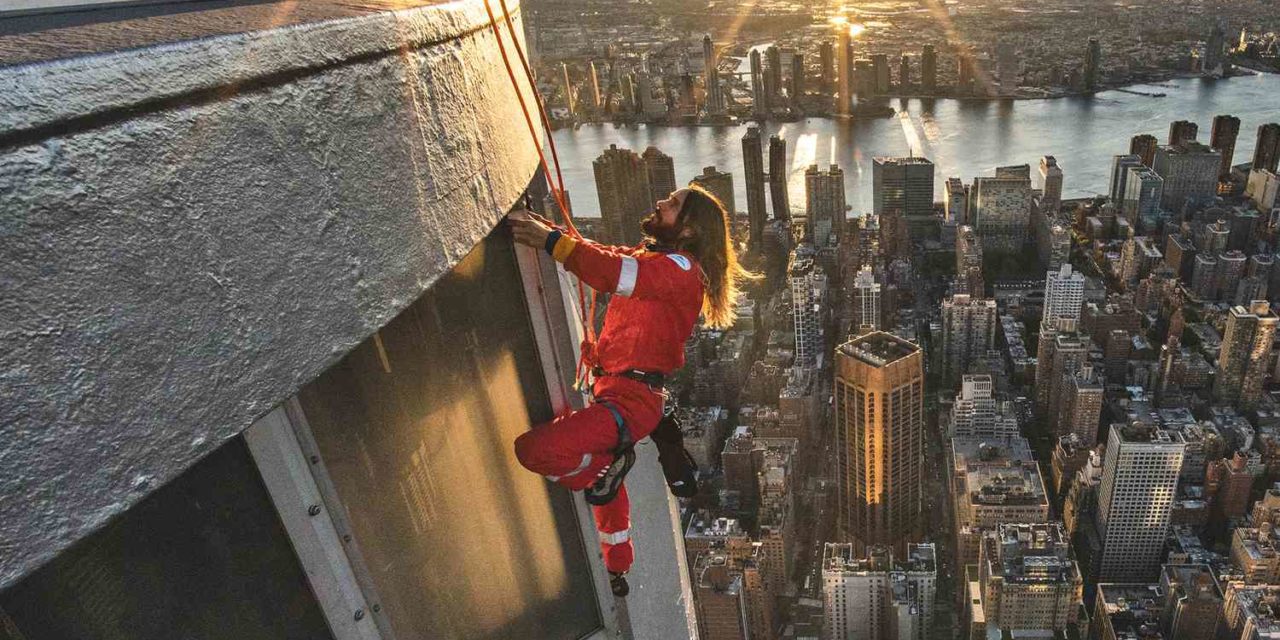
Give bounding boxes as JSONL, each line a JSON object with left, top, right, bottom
{"left": 6, "top": 1, "right": 1280, "bottom": 639}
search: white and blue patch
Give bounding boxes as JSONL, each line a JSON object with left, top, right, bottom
{"left": 667, "top": 254, "right": 692, "bottom": 271}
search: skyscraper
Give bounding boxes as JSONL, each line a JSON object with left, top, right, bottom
{"left": 1121, "top": 166, "right": 1165, "bottom": 231}
{"left": 837, "top": 27, "right": 853, "bottom": 114}
{"left": 1043, "top": 264, "right": 1086, "bottom": 326}
{"left": 1097, "top": 423, "right": 1184, "bottom": 582}
{"left": 823, "top": 544, "right": 937, "bottom": 640}
{"left": 1039, "top": 155, "right": 1064, "bottom": 214}
{"left": 1210, "top": 114, "right": 1241, "bottom": 177}
{"left": 765, "top": 45, "right": 783, "bottom": 106}
{"left": 854, "top": 58, "right": 875, "bottom": 99}
{"left": 1204, "top": 21, "right": 1227, "bottom": 74}
{"left": 973, "top": 165, "right": 1033, "bottom": 250}
{"left": 921, "top": 45, "right": 937, "bottom": 93}
{"left": 1130, "top": 134, "right": 1158, "bottom": 167}
{"left": 642, "top": 145, "right": 676, "bottom": 203}
{"left": 587, "top": 61, "right": 603, "bottom": 110}
{"left": 941, "top": 294, "right": 997, "bottom": 387}
{"left": 804, "top": 164, "right": 845, "bottom": 244}
{"left": 789, "top": 247, "right": 821, "bottom": 367}
{"left": 750, "top": 49, "right": 766, "bottom": 118}
{"left": 944, "top": 177, "right": 968, "bottom": 225}
{"left": 560, "top": 62, "right": 576, "bottom": 116}
{"left": 1108, "top": 154, "right": 1144, "bottom": 203}
{"left": 742, "top": 127, "right": 767, "bottom": 248}
{"left": 871, "top": 54, "right": 890, "bottom": 94}
{"left": 873, "top": 157, "right": 935, "bottom": 256}
{"left": 1083, "top": 37, "right": 1101, "bottom": 92}
{"left": 1254, "top": 123, "right": 1280, "bottom": 174}
{"left": 1038, "top": 330, "right": 1089, "bottom": 435}
{"left": 593, "top": 144, "right": 653, "bottom": 245}
{"left": 691, "top": 166, "right": 736, "bottom": 218}
{"left": 819, "top": 41, "right": 835, "bottom": 93}
{"left": 956, "top": 225, "right": 985, "bottom": 296}
{"left": 957, "top": 51, "right": 975, "bottom": 94}
{"left": 693, "top": 554, "right": 749, "bottom": 640}
{"left": 898, "top": 54, "right": 910, "bottom": 90}
{"left": 1169, "top": 120, "right": 1199, "bottom": 146}
{"left": 1153, "top": 142, "right": 1222, "bottom": 213}
{"left": 835, "top": 332, "right": 924, "bottom": 555}
{"left": 996, "top": 41, "right": 1019, "bottom": 95}
{"left": 790, "top": 52, "right": 805, "bottom": 99}
{"left": 1060, "top": 365, "right": 1103, "bottom": 442}
{"left": 977, "top": 523, "right": 1084, "bottom": 635}
{"left": 702, "top": 35, "right": 724, "bottom": 116}
{"left": 950, "top": 375, "right": 1018, "bottom": 438}
{"left": 768, "top": 135, "right": 790, "bottom": 220}
{"left": 852, "top": 267, "right": 882, "bottom": 334}
{"left": 1214, "top": 301, "right": 1278, "bottom": 409}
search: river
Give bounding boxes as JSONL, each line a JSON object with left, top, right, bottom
{"left": 549, "top": 73, "right": 1280, "bottom": 217}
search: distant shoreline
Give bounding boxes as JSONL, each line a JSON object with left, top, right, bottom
{"left": 560, "top": 69, "right": 1269, "bottom": 130}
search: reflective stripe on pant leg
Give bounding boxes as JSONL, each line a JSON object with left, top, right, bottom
{"left": 594, "top": 483, "right": 633, "bottom": 574}
{"left": 545, "top": 453, "right": 593, "bottom": 482}
{"left": 513, "top": 403, "right": 620, "bottom": 490}
{"left": 599, "top": 529, "right": 630, "bottom": 545}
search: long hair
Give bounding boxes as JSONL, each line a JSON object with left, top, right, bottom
{"left": 674, "top": 185, "right": 759, "bottom": 329}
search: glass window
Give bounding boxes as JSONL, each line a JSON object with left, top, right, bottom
{"left": 295, "top": 228, "right": 600, "bottom": 639}
{"left": 0, "top": 438, "right": 333, "bottom": 640}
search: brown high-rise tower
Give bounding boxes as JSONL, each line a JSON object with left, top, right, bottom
{"left": 1210, "top": 114, "right": 1241, "bottom": 177}
{"left": 1129, "top": 134, "right": 1158, "bottom": 167}
{"left": 834, "top": 332, "right": 924, "bottom": 556}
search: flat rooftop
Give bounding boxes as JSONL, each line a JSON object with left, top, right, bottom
{"left": 839, "top": 331, "right": 919, "bottom": 368}
{"left": 873, "top": 156, "right": 934, "bottom": 166}
{"left": 1117, "top": 423, "right": 1181, "bottom": 445}
{"left": 0, "top": 0, "right": 449, "bottom": 67}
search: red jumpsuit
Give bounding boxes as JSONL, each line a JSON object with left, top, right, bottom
{"left": 514, "top": 232, "right": 704, "bottom": 574}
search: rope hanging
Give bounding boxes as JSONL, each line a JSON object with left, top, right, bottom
{"left": 481, "top": 0, "right": 599, "bottom": 390}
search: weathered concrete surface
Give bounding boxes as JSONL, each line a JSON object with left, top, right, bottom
{"left": 0, "top": 1, "right": 456, "bottom": 68}
{"left": 0, "top": 0, "right": 540, "bottom": 588}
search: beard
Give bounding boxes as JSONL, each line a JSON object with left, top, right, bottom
{"left": 641, "top": 212, "right": 684, "bottom": 245}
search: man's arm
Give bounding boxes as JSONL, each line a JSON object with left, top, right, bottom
{"left": 542, "top": 230, "right": 697, "bottom": 302}
{"left": 509, "top": 210, "right": 691, "bottom": 299}
{"left": 522, "top": 210, "right": 640, "bottom": 256}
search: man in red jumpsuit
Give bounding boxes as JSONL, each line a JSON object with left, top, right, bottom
{"left": 508, "top": 185, "right": 752, "bottom": 597}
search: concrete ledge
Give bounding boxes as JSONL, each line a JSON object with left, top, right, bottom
{"left": 0, "top": 0, "right": 540, "bottom": 587}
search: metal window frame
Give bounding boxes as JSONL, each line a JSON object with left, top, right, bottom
{"left": 513, "top": 239, "right": 626, "bottom": 639}
{"left": 244, "top": 406, "right": 386, "bottom": 640}
{"left": 246, "top": 228, "right": 622, "bottom": 640}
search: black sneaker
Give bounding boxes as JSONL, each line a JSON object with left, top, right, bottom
{"left": 585, "top": 449, "right": 635, "bottom": 506}
{"left": 609, "top": 571, "right": 630, "bottom": 597}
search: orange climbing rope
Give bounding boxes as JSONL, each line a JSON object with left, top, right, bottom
{"left": 481, "top": 0, "right": 599, "bottom": 389}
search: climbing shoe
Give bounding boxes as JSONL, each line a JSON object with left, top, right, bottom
{"left": 609, "top": 571, "right": 630, "bottom": 597}
{"left": 650, "top": 412, "right": 699, "bottom": 498}
{"left": 585, "top": 448, "right": 635, "bottom": 506}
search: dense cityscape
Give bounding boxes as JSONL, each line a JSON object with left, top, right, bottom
{"left": 7, "top": 1, "right": 1280, "bottom": 639}
{"left": 549, "top": 4, "right": 1280, "bottom": 634}
{"left": 529, "top": 0, "right": 1280, "bottom": 124}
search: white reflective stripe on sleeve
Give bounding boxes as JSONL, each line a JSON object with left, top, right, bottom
{"left": 616, "top": 256, "right": 639, "bottom": 297}
{"left": 546, "top": 453, "right": 593, "bottom": 482}
{"left": 599, "top": 529, "right": 631, "bottom": 545}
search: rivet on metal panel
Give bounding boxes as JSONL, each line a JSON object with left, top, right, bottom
{"left": 372, "top": 604, "right": 382, "bottom": 613}
{"left": 307, "top": 504, "right": 322, "bottom": 516}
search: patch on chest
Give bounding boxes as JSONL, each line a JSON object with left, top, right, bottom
{"left": 667, "top": 254, "right": 692, "bottom": 271}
